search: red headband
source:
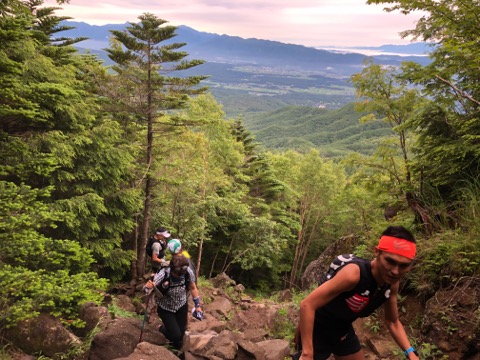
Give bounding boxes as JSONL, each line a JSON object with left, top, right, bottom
{"left": 377, "top": 236, "right": 416, "bottom": 260}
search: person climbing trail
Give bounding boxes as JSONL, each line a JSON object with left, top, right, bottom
{"left": 144, "top": 254, "right": 204, "bottom": 350}
{"left": 294, "top": 225, "right": 419, "bottom": 360}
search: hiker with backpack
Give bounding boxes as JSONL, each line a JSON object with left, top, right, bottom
{"left": 146, "top": 227, "right": 171, "bottom": 273}
{"left": 294, "top": 225, "right": 419, "bottom": 360}
{"left": 144, "top": 253, "right": 203, "bottom": 350}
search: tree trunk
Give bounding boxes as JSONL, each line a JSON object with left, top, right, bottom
{"left": 299, "top": 215, "right": 321, "bottom": 276}
{"left": 131, "top": 213, "right": 139, "bottom": 279}
{"left": 406, "top": 191, "right": 433, "bottom": 235}
{"left": 137, "top": 176, "right": 152, "bottom": 276}
{"left": 290, "top": 201, "right": 308, "bottom": 288}
{"left": 136, "top": 74, "right": 154, "bottom": 276}
{"left": 196, "top": 145, "right": 208, "bottom": 279}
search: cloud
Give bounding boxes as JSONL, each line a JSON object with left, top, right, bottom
{"left": 43, "top": 0, "right": 421, "bottom": 47}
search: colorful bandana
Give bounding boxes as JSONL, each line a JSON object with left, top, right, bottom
{"left": 377, "top": 236, "right": 416, "bottom": 260}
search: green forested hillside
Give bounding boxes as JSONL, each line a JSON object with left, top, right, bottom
{"left": 2, "top": 3, "right": 480, "bottom": 359}
{"left": 243, "top": 103, "right": 392, "bottom": 156}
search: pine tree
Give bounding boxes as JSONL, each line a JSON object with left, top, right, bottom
{"left": 105, "top": 13, "right": 207, "bottom": 277}
{"left": 0, "top": 0, "right": 118, "bottom": 328}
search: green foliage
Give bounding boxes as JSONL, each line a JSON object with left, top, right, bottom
{"left": 107, "top": 299, "right": 141, "bottom": 319}
{"left": 0, "top": 1, "right": 136, "bottom": 330}
{"left": 0, "top": 181, "right": 61, "bottom": 230}
{"left": 409, "top": 230, "right": 480, "bottom": 297}
{"left": 0, "top": 179, "right": 110, "bottom": 329}
{"left": 456, "top": 177, "right": 480, "bottom": 234}
{"left": 391, "top": 340, "right": 447, "bottom": 360}
{"left": 0, "top": 264, "right": 107, "bottom": 329}
{"left": 365, "top": 311, "right": 381, "bottom": 334}
{"left": 366, "top": 0, "right": 480, "bottom": 234}
{"left": 416, "top": 343, "right": 447, "bottom": 360}
{"left": 2, "top": 233, "right": 94, "bottom": 274}
{"left": 63, "top": 322, "right": 104, "bottom": 360}
{"left": 269, "top": 305, "right": 297, "bottom": 341}
{"left": 0, "top": 1, "right": 140, "bottom": 274}
{"left": 1, "top": 6, "right": 480, "bottom": 356}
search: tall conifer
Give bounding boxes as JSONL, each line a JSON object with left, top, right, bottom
{"left": 105, "top": 13, "right": 207, "bottom": 277}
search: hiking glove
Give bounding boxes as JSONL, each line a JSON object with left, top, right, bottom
{"left": 192, "top": 308, "right": 203, "bottom": 320}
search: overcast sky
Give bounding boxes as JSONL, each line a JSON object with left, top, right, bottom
{"left": 43, "top": 0, "right": 422, "bottom": 47}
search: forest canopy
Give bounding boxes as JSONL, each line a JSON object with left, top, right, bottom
{"left": 1, "top": 0, "right": 479, "bottom": 331}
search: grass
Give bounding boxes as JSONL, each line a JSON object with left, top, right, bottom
{"left": 0, "top": 344, "right": 16, "bottom": 360}
{"left": 107, "top": 298, "right": 142, "bottom": 319}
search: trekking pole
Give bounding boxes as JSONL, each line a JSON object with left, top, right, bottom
{"left": 138, "top": 288, "right": 154, "bottom": 343}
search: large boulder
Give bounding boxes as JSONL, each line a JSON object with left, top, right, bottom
{"left": 204, "top": 296, "right": 233, "bottom": 320}
{"left": 255, "top": 339, "right": 291, "bottom": 360}
{"left": 89, "top": 317, "right": 166, "bottom": 360}
{"left": 114, "top": 295, "right": 137, "bottom": 314}
{"left": 188, "top": 313, "right": 227, "bottom": 333}
{"left": 75, "top": 301, "right": 111, "bottom": 338}
{"left": 236, "top": 340, "right": 266, "bottom": 360}
{"left": 185, "top": 330, "right": 265, "bottom": 360}
{"left": 301, "top": 234, "right": 360, "bottom": 289}
{"left": 229, "top": 302, "right": 281, "bottom": 336}
{"left": 201, "top": 334, "right": 237, "bottom": 359}
{"left": 4, "top": 313, "right": 81, "bottom": 357}
{"left": 113, "top": 342, "right": 180, "bottom": 360}
{"left": 183, "top": 330, "right": 218, "bottom": 354}
{"left": 367, "top": 338, "right": 397, "bottom": 358}
{"left": 210, "top": 272, "right": 236, "bottom": 289}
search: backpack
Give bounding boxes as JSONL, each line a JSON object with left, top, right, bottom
{"left": 156, "top": 267, "right": 192, "bottom": 296}
{"left": 318, "top": 253, "right": 367, "bottom": 285}
{"left": 146, "top": 237, "right": 158, "bottom": 257}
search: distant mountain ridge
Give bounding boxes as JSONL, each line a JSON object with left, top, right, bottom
{"left": 63, "top": 21, "right": 430, "bottom": 56}
{"left": 347, "top": 42, "right": 434, "bottom": 55}
{"left": 62, "top": 21, "right": 431, "bottom": 73}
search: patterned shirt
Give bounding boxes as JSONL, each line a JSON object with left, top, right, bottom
{"left": 153, "top": 267, "right": 196, "bottom": 312}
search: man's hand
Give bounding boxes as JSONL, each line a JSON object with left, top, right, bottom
{"left": 297, "top": 349, "right": 314, "bottom": 360}
{"left": 299, "top": 354, "right": 313, "bottom": 360}
{"left": 408, "top": 352, "right": 420, "bottom": 360}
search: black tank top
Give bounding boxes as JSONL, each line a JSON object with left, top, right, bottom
{"left": 316, "top": 254, "right": 391, "bottom": 325}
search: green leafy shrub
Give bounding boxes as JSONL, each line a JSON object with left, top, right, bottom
{"left": 409, "top": 231, "right": 480, "bottom": 298}
{"left": 0, "top": 232, "right": 94, "bottom": 274}
{"left": 107, "top": 302, "right": 140, "bottom": 319}
{"left": 0, "top": 264, "right": 108, "bottom": 328}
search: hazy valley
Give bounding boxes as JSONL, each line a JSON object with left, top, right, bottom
{"left": 64, "top": 21, "right": 431, "bottom": 155}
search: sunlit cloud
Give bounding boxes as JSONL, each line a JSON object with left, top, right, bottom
{"left": 43, "top": 0, "right": 422, "bottom": 47}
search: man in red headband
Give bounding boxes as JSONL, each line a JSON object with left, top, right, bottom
{"left": 295, "top": 226, "right": 419, "bottom": 360}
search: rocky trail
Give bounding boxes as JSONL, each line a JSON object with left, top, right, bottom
{"left": 5, "top": 245, "right": 479, "bottom": 360}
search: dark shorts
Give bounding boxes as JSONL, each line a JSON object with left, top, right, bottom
{"left": 312, "top": 323, "right": 361, "bottom": 359}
